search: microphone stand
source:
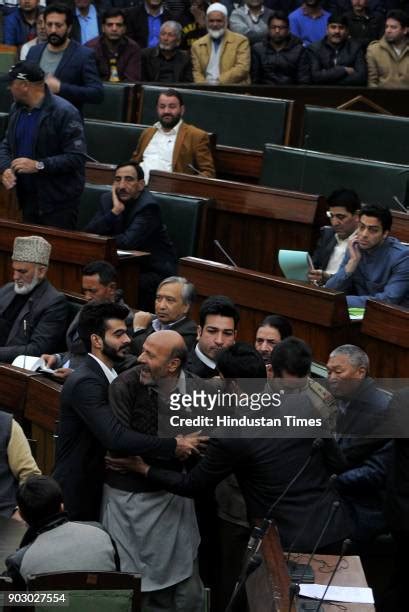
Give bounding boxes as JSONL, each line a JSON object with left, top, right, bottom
{"left": 224, "top": 440, "right": 322, "bottom": 612}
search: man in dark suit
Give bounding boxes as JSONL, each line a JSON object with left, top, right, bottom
{"left": 141, "top": 20, "right": 193, "bottom": 82}
{"left": 53, "top": 301, "right": 206, "bottom": 521}
{"left": 41, "top": 260, "right": 134, "bottom": 379}
{"left": 186, "top": 294, "right": 239, "bottom": 378}
{"left": 326, "top": 344, "right": 392, "bottom": 542}
{"left": 84, "top": 160, "right": 177, "bottom": 311}
{"left": 126, "top": 0, "right": 172, "bottom": 49}
{"left": 0, "top": 235, "right": 67, "bottom": 364}
{"left": 27, "top": 3, "right": 103, "bottom": 112}
{"left": 309, "top": 188, "right": 360, "bottom": 285}
{"left": 131, "top": 275, "right": 197, "bottom": 355}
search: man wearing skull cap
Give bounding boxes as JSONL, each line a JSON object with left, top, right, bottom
{"left": 0, "top": 235, "right": 67, "bottom": 363}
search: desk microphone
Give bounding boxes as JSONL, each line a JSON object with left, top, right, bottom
{"left": 286, "top": 474, "right": 338, "bottom": 582}
{"left": 297, "top": 500, "right": 341, "bottom": 587}
{"left": 225, "top": 440, "right": 322, "bottom": 612}
{"left": 187, "top": 163, "right": 208, "bottom": 177}
{"left": 214, "top": 240, "right": 238, "bottom": 267}
{"left": 85, "top": 153, "right": 100, "bottom": 163}
{"left": 314, "top": 538, "right": 351, "bottom": 611}
{"left": 393, "top": 195, "right": 409, "bottom": 213}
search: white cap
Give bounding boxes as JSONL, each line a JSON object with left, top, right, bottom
{"left": 207, "top": 2, "right": 228, "bottom": 17}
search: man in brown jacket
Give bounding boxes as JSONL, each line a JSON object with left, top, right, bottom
{"left": 132, "top": 88, "right": 215, "bottom": 182}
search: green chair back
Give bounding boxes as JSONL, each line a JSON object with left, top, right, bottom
{"left": 139, "top": 85, "right": 292, "bottom": 150}
{"left": 260, "top": 144, "right": 409, "bottom": 210}
{"left": 304, "top": 106, "right": 409, "bottom": 165}
{"left": 84, "top": 120, "right": 149, "bottom": 165}
{"left": 83, "top": 83, "right": 133, "bottom": 122}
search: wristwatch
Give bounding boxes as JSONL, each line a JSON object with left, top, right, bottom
{"left": 35, "top": 161, "right": 45, "bottom": 171}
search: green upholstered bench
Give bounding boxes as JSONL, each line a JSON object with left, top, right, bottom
{"left": 303, "top": 105, "right": 409, "bottom": 165}
{"left": 138, "top": 85, "right": 293, "bottom": 150}
{"left": 78, "top": 183, "right": 209, "bottom": 258}
{"left": 0, "top": 112, "right": 8, "bottom": 138}
{"left": 0, "top": 80, "right": 13, "bottom": 113}
{"left": 83, "top": 83, "right": 134, "bottom": 122}
{"left": 84, "top": 120, "right": 149, "bottom": 165}
{"left": 260, "top": 144, "right": 409, "bottom": 210}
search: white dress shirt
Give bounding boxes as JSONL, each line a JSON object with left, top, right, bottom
{"left": 140, "top": 120, "right": 182, "bottom": 183}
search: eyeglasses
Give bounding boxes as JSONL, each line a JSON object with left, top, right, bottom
{"left": 326, "top": 211, "right": 348, "bottom": 221}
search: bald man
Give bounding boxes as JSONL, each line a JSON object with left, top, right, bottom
{"left": 102, "top": 330, "right": 205, "bottom": 612}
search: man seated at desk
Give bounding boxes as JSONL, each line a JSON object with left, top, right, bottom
{"left": 132, "top": 88, "right": 215, "bottom": 182}
{"left": 325, "top": 204, "right": 409, "bottom": 308}
{"left": 308, "top": 188, "right": 360, "bottom": 285}
{"left": 85, "top": 160, "right": 177, "bottom": 310}
{"left": 0, "top": 235, "right": 67, "bottom": 363}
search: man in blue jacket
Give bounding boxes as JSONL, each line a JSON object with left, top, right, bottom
{"left": 4, "top": 0, "right": 40, "bottom": 45}
{"left": 325, "top": 204, "right": 409, "bottom": 308}
{"left": 0, "top": 61, "right": 86, "bottom": 229}
{"left": 27, "top": 3, "right": 103, "bottom": 112}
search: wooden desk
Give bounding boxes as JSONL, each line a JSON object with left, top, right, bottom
{"left": 150, "top": 171, "right": 327, "bottom": 274}
{"left": 359, "top": 299, "right": 409, "bottom": 378}
{"left": 0, "top": 516, "right": 27, "bottom": 573}
{"left": 0, "top": 219, "right": 148, "bottom": 308}
{"left": 0, "top": 365, "right": 38, "bottom": 426}
{"left": 25, "top": 376, "right": 62, "bottom": 475}
{"left": 179, "top": 257, "right": 352, "bottom": 365}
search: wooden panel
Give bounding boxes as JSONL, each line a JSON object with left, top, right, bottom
{"left": 179, "top": 257, "right": 352, "bottom": 366}
{"left": 150, "top": 171, "right": 326, "bottom": 274}
{"left": 0, "top": 364, "right": 38, "bottom": 424}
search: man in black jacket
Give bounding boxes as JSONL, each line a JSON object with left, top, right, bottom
{"left": 126, "top": 0, "right": 172, "bottom": 48}
{"left": 0, "top": 61, "right": 86, "bottom": 230}
{"left": 307, "top": 13, "right": 367, "bottom": 84}
{"left": 85, "top": 160, "right": 177, "bottom": 310}
{"left": 142, "top": 20, "right": 193, "bottom": 82}
{"left": 251, "top": 11, "right": 310, "bottom": 84}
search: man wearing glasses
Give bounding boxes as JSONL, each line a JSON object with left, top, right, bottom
{"left": 325, "top": 204, "right": 409, "bottom": 308}
{"left": 309, "top": 188, "right": 360, "bottom": 285}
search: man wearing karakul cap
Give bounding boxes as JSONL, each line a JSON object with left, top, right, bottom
{"left": 191, "top": 1, "right": 251, "bottom": 83}
{"left": 0, "top": 235, "right": 67, "bottom": 363}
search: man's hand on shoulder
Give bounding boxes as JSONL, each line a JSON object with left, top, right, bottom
{"left": 175, "top": 432, "right": 209, "bottom": 460}
{"left": 2, "top": 168, "right": 16, "bottom": 190}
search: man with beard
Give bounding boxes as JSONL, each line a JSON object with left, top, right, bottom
{"left": 367, "top": 9, "right": 409, "bottom": 88}
{"left": 251, "top": 11, "right": 310, "bottom": 84}
{"left": 53, "top": 302, "right": 205, "bottom": 521}
{"left": 132, "top": 89, "right": 215, "bottom": 181}
{"left": 0, "top": 235, "right": 67, "bottom": 363}
{"left": 0, "top": 60, "right": 86, "bottom": 229}
{"left": 141, "top": 21, "right": 193, "bottom": 82}
{"left": 308, "top": 13, "right": 367, "bottom": 84}
{"left": 86, "top": 8, "right": 141, "bottom": 82}
{"left": 186, "top": 294, "right": 239, "bottom": 378}
{"left": 85, "top": 161, "right": 177, "bottom": 310}
{"left": 191, "top": 2, "right": 250, "bottom": 83}
{"left": 289, "top": 0, "right": 330, "bottom": 46}
{"left": 103, "top": 330, "right": 206, "bottom": 611}
{"left": 4, "top": 0, "right": 40, "bottom": 45}
{"left": 27, "top": 3, "right": 103, "bottom": 112}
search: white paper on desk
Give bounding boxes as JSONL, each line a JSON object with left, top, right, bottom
{"left": 299, "top": 584, "right": 374, "bottom": 604}
{"left": 117, "top": 250, "right": 134, "bottom": 255}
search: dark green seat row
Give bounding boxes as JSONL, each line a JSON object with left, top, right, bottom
{"left": 303, "top": 106, "right": 409, "bottom": 166}
{"left": 84, "top": 120, "right": 149, "bottom": 165}
{"left": 78, "top": 183, "right": 209, "bottom": 259}
{"left": 260, "top": 144, "right": 409, "bottom": 210}
{"left": 0, "top": 112, "right": 8, "bottom": 139}
{"left": 139, "top": 85, "right": 293, "bottom": 151}
{"left": 83, "top": 82, "right": 134, "bottom": 122}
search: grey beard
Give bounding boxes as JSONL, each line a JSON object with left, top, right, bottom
{"left": 14, "top": 276, "right": 40, "bottom": 295}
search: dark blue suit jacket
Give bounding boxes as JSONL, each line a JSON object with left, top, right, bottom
{"left": 27, "top": 40, "right": 103, "bottom": 112}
